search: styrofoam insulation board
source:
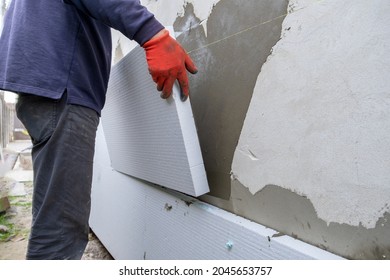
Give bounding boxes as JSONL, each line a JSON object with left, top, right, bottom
{"left": 90, "top": 124, "right": 343, "bottom": 260}
{"left": 101, "top": 32, "right": 209, "bottom": 197}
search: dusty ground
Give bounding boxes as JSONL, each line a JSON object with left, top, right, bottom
{"left": 0, "top": 141, "right": 113, "bottom": 260}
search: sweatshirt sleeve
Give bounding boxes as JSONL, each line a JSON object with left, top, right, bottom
{"left": 63, "top": 0, "right": 164, "bottom": 45}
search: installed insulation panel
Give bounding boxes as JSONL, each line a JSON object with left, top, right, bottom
{"left": 101, "top": 44, "right": 209, "bottom": 197}
{"left": 90, "top": 125, "right": 343, "bottom": 260}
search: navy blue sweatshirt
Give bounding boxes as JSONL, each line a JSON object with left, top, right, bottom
{"left": 0, "top": 0, "right": 164, "bottom": 114}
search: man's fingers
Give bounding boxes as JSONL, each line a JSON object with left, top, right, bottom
{"left": 177, "top": 71, "right": 190, "bottom": 101}
{"left": 144, "top": 30, "right": 197, "bottom": 101}
{"left": 161, "top": 76, "right": 175, "bottom": 99}
{"left": 156, "top": 76, "right": 166, "bottom": 92}
{"left": 185, "top": 55, "right": 198, "bottom": 74}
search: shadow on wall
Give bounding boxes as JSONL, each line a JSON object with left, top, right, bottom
{"left": 174, "top": 0, "right": 288, "bottom": 199}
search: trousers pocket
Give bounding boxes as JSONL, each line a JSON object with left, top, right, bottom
{"left": 15, "top": 94, "right": 62, "bottom": 145}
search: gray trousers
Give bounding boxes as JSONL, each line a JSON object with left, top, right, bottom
{"left": 15, "top": 93, "right": 99, "bottom": 259}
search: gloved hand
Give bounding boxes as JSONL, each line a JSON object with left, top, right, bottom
{"left": 143, "top": 29, "right": 198, "bottom": 101}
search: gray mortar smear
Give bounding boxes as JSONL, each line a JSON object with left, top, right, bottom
{"left": 174, "top": 0, "right": 288, "bottom": 199}
{"left": 230, "top": 181, "right": 390, "bottom": 260}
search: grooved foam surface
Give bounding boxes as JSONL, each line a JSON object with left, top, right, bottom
{"left": 101, "top": 46, "right": 209, "bottom": 197}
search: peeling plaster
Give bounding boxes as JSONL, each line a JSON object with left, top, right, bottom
{"left": 111, "top": 0, "right": 221, "bottom": 63}
{"left": 231, "top": 0, "right": 390, "bottom": 229}
{"left": 111, "top": 34, "right": 138, "bottom": 64}
{"left": 231, "top": 182, "right": 390, "bottom": 260}
{"left": 141, "top": 0, "right": 221, "bottom": 35}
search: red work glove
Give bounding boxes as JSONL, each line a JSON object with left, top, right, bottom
{"left": 143, "top": 29, "right": 198, "bottom": 101}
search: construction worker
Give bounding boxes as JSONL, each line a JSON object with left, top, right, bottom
{"left": 0, "top": 0, "right": 197, "bottom": 259}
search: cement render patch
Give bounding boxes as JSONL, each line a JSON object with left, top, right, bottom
{"left": 231, "top": 0, "right": 390, "bottom": 229}
{"left": 174, "top": 0, "right": 288, "bottom": 199}
{"left": 230, "top": 181, "right": 390, "bottom": 260}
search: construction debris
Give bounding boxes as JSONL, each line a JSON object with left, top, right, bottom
{"left": 0, "top": 196, "right": 10, "bottom": 213}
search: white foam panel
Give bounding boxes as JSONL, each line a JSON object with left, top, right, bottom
{"left": 101, "top": 44, "right": 209, "bottom": 197}
{"left": 90, "top": 125, "right": 343, "bottom": 260}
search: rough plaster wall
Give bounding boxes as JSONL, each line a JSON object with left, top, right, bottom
{"left": 141, "top": 0, "right": 221, "bottom": 35}
{"left": 231, "top": 0, "right": 390, "bottom": 258}
{"left": 232, "top": 0, "right": 390, "bottom": 229}
{"left": 112, "top": 0, "right": 222, "bottom": 63}
{"left": 174, "top": 0, "right": 288, "bottom": 199}
{"left": 231, "top": 182, "right": 390, "bottom": 259}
